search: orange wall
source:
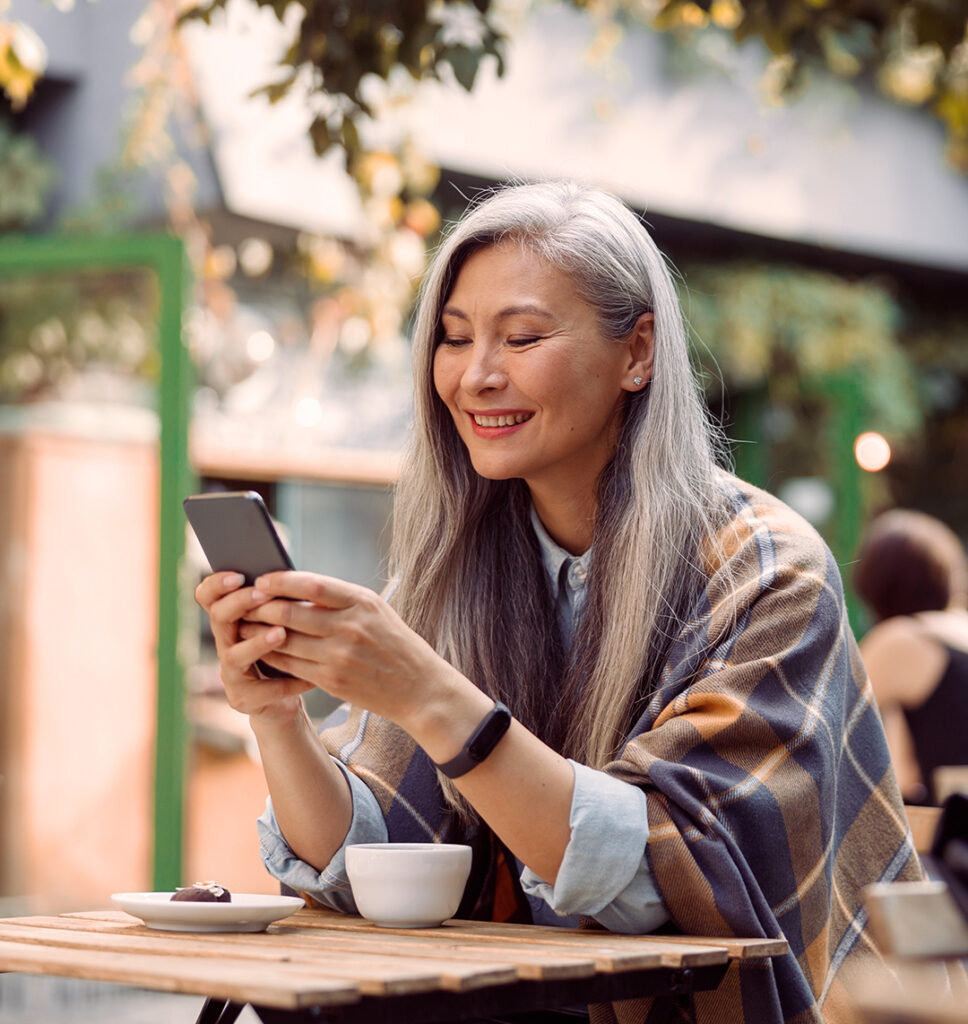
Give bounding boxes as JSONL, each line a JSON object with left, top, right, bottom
{"left": 0, "top": 426, "right": 277, "bottom": 911}
{"left": 0, "top": 429, "right": 158, "bottom": 909}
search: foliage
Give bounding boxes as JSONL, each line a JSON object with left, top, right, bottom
{"left": 0, "top": 17, "right": 46, "bottom": 109}
{"left": 57, "top": 165, "right": 148, "bottom": 235}
{"left": 680, "top": 261, "right": 922, "bottom": 441}
{"left": 181, "top": 0, "right": 968, "bottom": 173}
{"left": 178, "top": 0, "right": 506, "bottom": 170}
{"left": 904, "top": 309, "right": 968, "bottom": 378}
{"left": 0, "top": 118, "right": 57, "bottom": 230}
{"left": 641, "top": 0, "right": 968, "bottom": 170}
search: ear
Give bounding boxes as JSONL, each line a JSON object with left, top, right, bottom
{"left": 621, "top": 313, "right": 654, "bottom": 392}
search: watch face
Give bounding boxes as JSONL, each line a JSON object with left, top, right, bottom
{"left": 467, "top": 704, "right": 512, "bottom": 761}
{"left": 435, "top": 702, "right": 512, "bottom": 779}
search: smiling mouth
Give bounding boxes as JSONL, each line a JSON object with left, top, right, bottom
{"left": 472, "top": 413, "right": 534, "bottom": 427}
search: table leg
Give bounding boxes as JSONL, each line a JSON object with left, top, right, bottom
{"left": 195, "top": 997, "right": 247, "bottom": 1024}
{"left": 644, "top": 969, "right": 699, "bottom": 1024}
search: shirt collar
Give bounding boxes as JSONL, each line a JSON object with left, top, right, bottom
{"left": 529, "top": 505, "right": 592, "bottom": 594}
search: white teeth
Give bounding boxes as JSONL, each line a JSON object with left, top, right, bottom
{"left": 473, "top": 413, "right": 533, "bottom": 427}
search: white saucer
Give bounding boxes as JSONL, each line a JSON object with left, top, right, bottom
{"left": 110, "top": 892, "right": 304, "bottom": 933}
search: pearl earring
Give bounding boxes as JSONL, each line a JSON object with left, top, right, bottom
{"left": 632, "top": 376, "right": 644, "bottom": 386}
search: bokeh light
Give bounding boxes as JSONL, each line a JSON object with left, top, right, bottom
{"left": 294, "top": 396, "right": 323, "bottom": 427}
{"left": 246, "top": 330, "right": 275, "bottom": 363}
{"left": 854, "top": 431, "right": 891, "bottom": 472}
{"left": 238, "top": 236, "right": 273, "bottom": 277}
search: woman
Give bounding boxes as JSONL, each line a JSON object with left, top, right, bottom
{"left": 196, "top": 181, "right": 919, "bottom": 1024}
{"left": 855, "top": 509, "right": 968, "bottom": 805}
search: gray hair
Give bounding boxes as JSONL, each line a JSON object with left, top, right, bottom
{"left": 389, "top": 180, "right": 731, "bottom": 777}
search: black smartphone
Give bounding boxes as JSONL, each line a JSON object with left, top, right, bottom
{"left": 183, "top": 490, "right": 296, "bottom": 678}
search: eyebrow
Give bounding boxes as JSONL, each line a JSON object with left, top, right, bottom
{"left": 441, "top": 303, "right": 557, "bottom": 322}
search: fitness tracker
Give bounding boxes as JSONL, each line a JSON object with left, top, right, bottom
{"left": 434, "top": 701, "right": 512, "bottom": 779}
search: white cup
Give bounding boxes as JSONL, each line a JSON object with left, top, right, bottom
{"left": 345, "top": 842, "right": 473, "bottom": 928}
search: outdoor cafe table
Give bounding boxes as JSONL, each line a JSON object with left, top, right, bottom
{"left": 0, "top": 906, "right": 788, "bottom": 1024}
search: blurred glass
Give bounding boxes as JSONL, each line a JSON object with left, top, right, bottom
{"left": 0, "top": 265, "right": 159, "bottom": 414}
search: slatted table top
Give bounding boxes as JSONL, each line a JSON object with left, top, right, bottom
{"left": 0, "top": 907, "right": 788, "bottom": 1014}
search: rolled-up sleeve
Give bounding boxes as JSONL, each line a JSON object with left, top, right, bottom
{"left": 257, "top": 758, "right": 387, "bottom": 912}
{"left": 519, "top": 760, "right": 669, "bottom": 933}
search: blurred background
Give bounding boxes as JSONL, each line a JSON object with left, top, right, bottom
{"left": 0, "top": 0, "right": 966, "bottom": 924}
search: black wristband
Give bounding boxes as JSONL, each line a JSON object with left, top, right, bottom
{"left": 434, "top": 701, "right": 512, "bottom": 780}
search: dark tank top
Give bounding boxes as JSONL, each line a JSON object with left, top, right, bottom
{"left": 903, "top": 644, "right": 968, "bottom": 798}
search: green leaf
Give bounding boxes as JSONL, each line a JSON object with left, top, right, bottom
{"left": 250, "top": 76, "right": 297, "bottom": 104}
{"left": 445, "top": 46, "right": 484, "bottom": 91}
{"left": 820, "top": 22, "right": 877, "bottom": 77}
{"left": 340, "top": 115, "right": 361, "bottom": 162}
{"left": 0, "top": 120, "right": 58, "bottom": 231}
{"left": 176, "top": 0, "right": 228, "bottom": 27}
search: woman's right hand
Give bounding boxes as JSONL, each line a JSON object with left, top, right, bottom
{"left": 195, "top": 572, "right": 355, "bottom": 873}
{"left": 194, "top": 572, "right": 315, "bottom": 720}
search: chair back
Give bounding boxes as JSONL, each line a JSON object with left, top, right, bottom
{"left": 905, "top": 804, "right": 942, "bottom": 856}
{"left": 933, "top": 766, "right": 968, "bottom": 806}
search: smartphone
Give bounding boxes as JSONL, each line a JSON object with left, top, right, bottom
{"left": 183, "top": 490, "right": 295, "bottom": 678}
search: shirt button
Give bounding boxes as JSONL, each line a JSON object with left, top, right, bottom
{"left": 570, "top": 562, "right": 588, "bottom": 585}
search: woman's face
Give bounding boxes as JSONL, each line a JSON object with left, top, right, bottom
{"left": 432, "top": 241, "right": 652, "bottom": 504}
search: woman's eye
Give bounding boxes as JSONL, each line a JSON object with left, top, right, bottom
{"left": 439, "top": 336, "right": 471, "bottom": 348}
{"left": 508, "top": 336, "right": 541, "bottom": 347}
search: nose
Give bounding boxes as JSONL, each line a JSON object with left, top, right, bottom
{"left": 460, "top": 342, "right": 507, "bottom": 394}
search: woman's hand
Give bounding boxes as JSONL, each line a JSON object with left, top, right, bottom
{"left": 242, "top": 571, "right": 575, "bottom": 887}
{"left": 194, "top": 572, "right": 315, "bottom": 721}
{"left": 240, "top": 571, "right": 471, "bottom": 732}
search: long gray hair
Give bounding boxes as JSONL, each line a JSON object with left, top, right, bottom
{"left": 389, "top": 180, "right": 730, "bottom": 772}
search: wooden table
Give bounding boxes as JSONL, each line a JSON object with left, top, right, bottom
{"left": 0, "top": 907, "right": 788, "bottom": 1024}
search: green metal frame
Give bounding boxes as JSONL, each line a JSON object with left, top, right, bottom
{"left": 729, "top": 377, "right": 868, "bottom": 629}
{"left": 0, "top": 233, "right": 194, "bottom": 888}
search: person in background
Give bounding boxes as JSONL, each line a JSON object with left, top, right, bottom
{"left": 855, "top": 509, "right": 968, "bottom": 805}
{"left": 196, "top": 181, "right": 920, "bottom": 1024}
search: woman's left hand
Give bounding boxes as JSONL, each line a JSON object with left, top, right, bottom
{"left": 239, "top": 571, "right": 468, "bottom": 730}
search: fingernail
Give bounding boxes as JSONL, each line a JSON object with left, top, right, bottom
{"left": 251, "top": 589, "right": 268, "bottom": 603}
{"left": 224, "top": 573, "right": 245, "bottom": 588}
{"left": 266, "top": 627, "right": 285, "bottom": 644}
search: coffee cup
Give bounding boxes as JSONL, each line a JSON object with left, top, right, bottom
{"left": 345, "top": 842, "right": 473, "bottom": 928}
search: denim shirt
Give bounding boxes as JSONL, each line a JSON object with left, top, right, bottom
{"left": 257, "top": 509, "right": 669, "bottom": 934}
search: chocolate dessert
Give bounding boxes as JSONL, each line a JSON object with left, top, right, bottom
{"left": 170, "top": 881, "right": 231, "bottom": 903}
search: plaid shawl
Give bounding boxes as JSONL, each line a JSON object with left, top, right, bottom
{"left": 317, "top": 475, "right": 920, "bottom": 1024}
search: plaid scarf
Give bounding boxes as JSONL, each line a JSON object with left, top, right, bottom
{"left": 317, "top": 476, "right": 920, "bottom": 1023}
